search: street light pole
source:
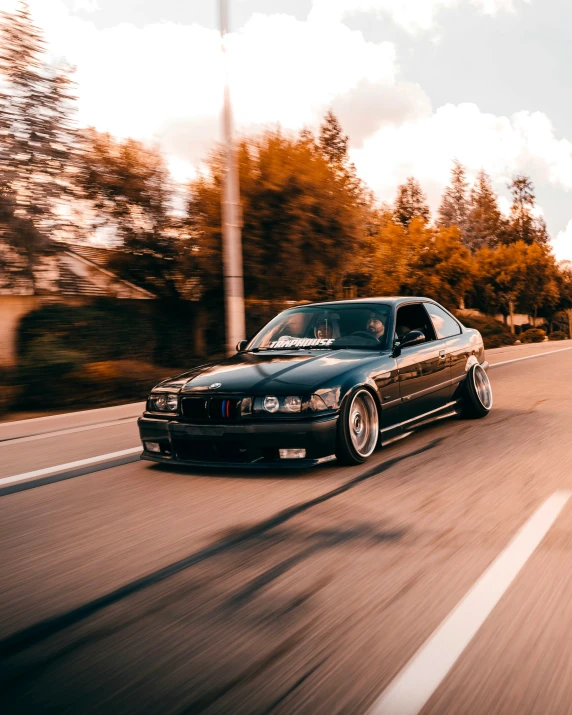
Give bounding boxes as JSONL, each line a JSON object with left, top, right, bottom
{"left": 220, "top": 0, "right": 246, "bottom": 355}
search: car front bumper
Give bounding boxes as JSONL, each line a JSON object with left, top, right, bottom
{"left": 138, "top": 413, "right": 339, "bottom": 469}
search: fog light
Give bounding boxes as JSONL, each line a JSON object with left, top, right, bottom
{"left": 279, "top": 448, "right": 306, "bottom": 459}
{"left": 145, "top": 441, "right": 161, "bottom": 453}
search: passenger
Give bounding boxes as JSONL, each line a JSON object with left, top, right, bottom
{"left": 315, "top": 319, "right": 333, "bottom": 340}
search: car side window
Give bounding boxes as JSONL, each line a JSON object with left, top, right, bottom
{"left": 395, "top": 303, "right": 437, "bottom": 344}
{"left": 424, "top": 303, "right": 461, "bottom": 339}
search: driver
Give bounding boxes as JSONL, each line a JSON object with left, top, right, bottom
{"left": 366, "top": 311, "right": 386, "bottom": 341}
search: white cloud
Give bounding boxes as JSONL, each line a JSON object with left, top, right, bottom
{"left": 3, "top": 0, "right": 563, "bottom": 233}
{"left": 1, "top": 1, "right": 407, "bottom": 163}
{"left": 309, "top": 0, "right": 528, "bottom": 35}
{"left": 351, "top": 103, "right": 572, "bottom": 211}
{"left": 71, "top": 0, "right": 99, "bottom": 11}
{"left": 552, "top": 219, "right": 572, "bottom": 263}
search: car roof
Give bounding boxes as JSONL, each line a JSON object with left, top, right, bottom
{"left": 290, "top": 297, "right": 438, "bottom": 309}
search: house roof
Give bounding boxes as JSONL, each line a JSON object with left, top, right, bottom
{"left": 67, "top": 244, "right": 117, "bottom": 268}
{"left": 0, "top": 243, "right": 155, "bottom": 299}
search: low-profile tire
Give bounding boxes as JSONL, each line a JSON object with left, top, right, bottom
{"left": 460, "top": 363, "right": 493, "bottom": 419}
{"left": 335, "top": 388, "right": 380, "bottom": 465}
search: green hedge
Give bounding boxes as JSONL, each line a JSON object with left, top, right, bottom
{"left": 520, "top": 328, "right": 546, "bottom": 343}
{"left": 548, "top": 330, "right": 567, "bottom": 341}
{"left": 12, "top": 299, "right": 206, "bottom": 410}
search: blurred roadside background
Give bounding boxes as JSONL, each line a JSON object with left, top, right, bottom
{"left": 1, "top": 1, "right": 572, "bottom": 419}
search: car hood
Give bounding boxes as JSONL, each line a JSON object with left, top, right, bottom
{"left": 156, "top": 350, "right": 385, "bottom": 395}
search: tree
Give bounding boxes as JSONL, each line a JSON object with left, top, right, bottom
{"left": 547, "top": 261, "right": 572, "bottom": 337}
{"left": 0, "top": 1, "right": 78, "bottom": 287}
{"left": 472, "top": 243, "right": 529, "bottom": 331}
{"left": 437, "top": 159, "right": 469, "bottom": 243}
{"left": 319, "top": 110, "right": 349, "bottom": 168}
{"left": 76, "top": 129, "right": 190, "bottom": 298}
{"left": 368, "top": 213, "right": 475, "bottom": 309}
{"left": 517, "top": 243, "right": 559, "bottom": 322}
{"left": 393, "top": 177, "right": 430, "bottom": 228}
{"left": 504, "top": 174, "right": 548, "bottom": 245}
{"left": 187, "top": 128, "right": 371, "bottom": 303}
{"left": 409, "top": 224, "right": 475, "bottom": 309}
{"left": 465, "top": 169, "right": 504, "bottom": 250}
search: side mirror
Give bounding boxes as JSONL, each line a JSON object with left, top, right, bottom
{"left": 399, "top": 330, "right": 425, "bottom": 348}
{"left": 236, "top": 339, "right": 249, "bottom": 352}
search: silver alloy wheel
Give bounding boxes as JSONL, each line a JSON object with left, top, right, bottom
{"left": 473, "top": 364, "right": 493, "bottom": 410}
{"left": 348, "top": 389, "right": 379, "bottom": 457}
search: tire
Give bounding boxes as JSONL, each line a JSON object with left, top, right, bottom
{"left": 335, "top": 388, "right": 380, "bottom": 465}
{"left": 460, "top": 364, "right": 493, "bottom": 419}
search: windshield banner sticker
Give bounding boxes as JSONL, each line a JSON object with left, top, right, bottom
{"left": 269, "top": 338, "right": 335, "bottom": 349}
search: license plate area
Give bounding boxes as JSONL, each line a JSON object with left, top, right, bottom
{"left": 172, "top": 438, "right": 268, "bottom": 463}
{"left": 172, "top": 425, "right": 225, "bottom": 437}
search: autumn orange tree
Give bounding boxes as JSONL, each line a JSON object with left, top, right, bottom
{"left": 186, "top": 123, "right": 372, "bottom": 303}
{"left": 471, "top": 242, "right": 531, "bottom": 330}
{"left": 368, "top": 210, "right": 475, "bottom": 310}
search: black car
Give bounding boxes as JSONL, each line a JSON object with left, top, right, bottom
{"left": 138, "top": 297, "right": 492, "bottom": 468}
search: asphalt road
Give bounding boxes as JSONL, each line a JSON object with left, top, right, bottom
{"left": 2, "top": 341, "right": 572, "bottom": 714}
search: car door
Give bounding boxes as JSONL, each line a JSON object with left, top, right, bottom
{"left": 423, "top": 301, "right": 465, "bottom": 398}
{"left": 395, "top": 302, "right": 451, "bottom": 423}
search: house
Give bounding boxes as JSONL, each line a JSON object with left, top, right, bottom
{"left": 0, "top": 244, "right": 154, "bottom": 366}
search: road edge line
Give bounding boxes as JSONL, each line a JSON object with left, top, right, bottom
{"left": 369, "top": 490, "right": 572, "bottom": 715}
{"left": 0, "top": 447, "right": 142, "bottom": 489}
{"left": 489, "top": 345, "right": 572, "bottom": 368}
{"left": 0, "top": 453, "right": 143, "bottom": 497}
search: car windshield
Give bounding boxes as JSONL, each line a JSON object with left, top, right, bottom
{"left": 247, "top": 303, "right": 391, "bottom": 351}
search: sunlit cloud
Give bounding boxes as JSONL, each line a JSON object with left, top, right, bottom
{"left": 309, "top": 0, "right": 529, "bottom": 34}
{"left": 552, "top": 219, "right": 572, "bottom": 263}
{"left": 3, "top": 0, "right": 566, "bottom": 241}
{"left": 351, "top": 103, "right": 572, "bottom": 211}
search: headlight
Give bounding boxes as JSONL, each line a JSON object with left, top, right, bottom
{"left": 149, "top": 392, "right": 178, "bottom": 412}
{"left": 253, "top": 395, "right": 303, "bottom": 414}
{"left": 252, "top": 394, "right": 334, "bottom": 414}
{"left": 284, "top": 396, "right": 302, "bottom": 412}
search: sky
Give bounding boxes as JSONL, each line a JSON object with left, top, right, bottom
{"left": 2, "top": 0, "right": 572, "bottom": 261}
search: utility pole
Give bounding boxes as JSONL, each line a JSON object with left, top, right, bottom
{"left": 220, "top": 0, "right": 246, "bottom": 355}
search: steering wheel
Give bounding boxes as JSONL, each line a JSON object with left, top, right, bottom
{"left": 350, "top": 331, "right": 379, "bottom": 341}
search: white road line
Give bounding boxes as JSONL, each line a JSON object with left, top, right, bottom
{"left": 0, "top": 418, "right": 136, "bottom": 447}
{"left": 0, "top": 402, "right": 144, "bottom": 428}
{"left": 489, "top": 345, "right": 572, "bottom": 368}
{"left": 370, "top": 490, "right": 571, "bottom": 715}
{"left": 0, "top": 447, "right": 142, "bottom": 487}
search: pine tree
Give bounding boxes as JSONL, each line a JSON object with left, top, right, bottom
{"left": 505, "top": 174, "right": 548, "bottom": 245}
{"left": 438, "top": 159, "right": 469, "bottom": 242}
{"left": 465, "top": 169, "right": 503, "bottom": 250}
{"left": 393, "top": 177, "right": 430, "bottom": 228}
{"left": 319, "top": 110, "right": 349, "bottom": 167}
